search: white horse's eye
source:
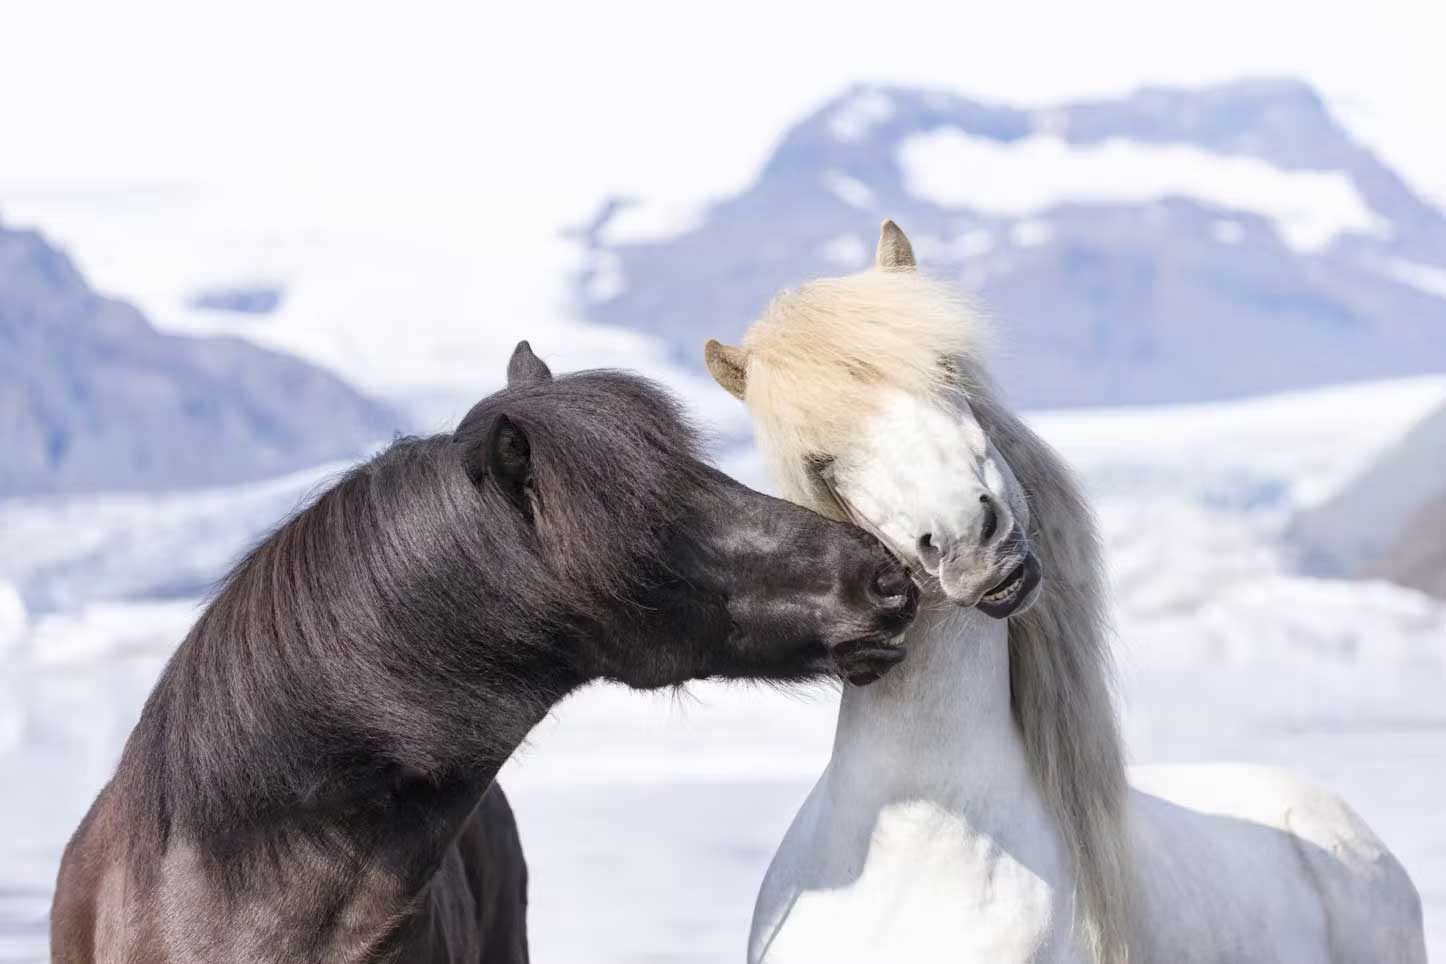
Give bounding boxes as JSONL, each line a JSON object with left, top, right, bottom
{"left": 804, "top": 453, "right": 835, "bottom": 476}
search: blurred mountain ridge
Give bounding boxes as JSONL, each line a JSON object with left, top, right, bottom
{"left": 1291, "top": 399, "right": 1446, "bottom": 599}
{"left": 0, "top": 217, "right": 401, "bottom": 497}
{"left": 575, "top": 77, "right": 1446, "bottom": 408}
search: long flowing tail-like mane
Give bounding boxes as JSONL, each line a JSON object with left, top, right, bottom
{"left": 965, "top": 366, "right": 1134, "bottom": 964}
{"left": 115, "top": 434, "right": 567, "bottom": 861}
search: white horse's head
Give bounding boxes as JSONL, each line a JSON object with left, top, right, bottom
{"left": 705, "top": 221, "right": 1040, "bottom": 618}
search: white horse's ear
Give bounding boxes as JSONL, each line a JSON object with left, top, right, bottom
{"left": 876, "top": 219, "right": 916, "bottom": 271}
{"left": 704, "top": 339, "right": 750, "bottom": 401}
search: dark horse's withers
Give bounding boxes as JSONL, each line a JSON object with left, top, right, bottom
{"left": 50, "top": 343, "right": 917, "bottom": 964}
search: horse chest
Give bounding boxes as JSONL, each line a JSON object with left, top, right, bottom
{"left": 757, "top": 796, "right": 1077, "bottom": 964}
{"left": 153, "top": 839, "right": 449, "bottom": 964}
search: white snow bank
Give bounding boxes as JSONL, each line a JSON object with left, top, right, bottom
{"left": 828, "top": 90, "right": 895, "bottom": 143}
{"left": 818, "top": 234, "right": 868, "bottom": 267}
{"left": 822, "top": 170, "right": 877, "bottom": 210}
{"left": 1386, "top": 258, "right": 1446, "bottom": 299}
{"left": 596, "top": 198, "right": 707, "bottom": 246}
{"left": 911, "top": 229, "right": 995, "bottom": 262}
{"left": 584, "top": 251, "right": 627, "bottom": 302}
{"left": 25, "top": 600, "right": 199, "bottom": 667}
{"left": 1010, "top": 219, "right": 1053, "bottom": 247}
{"left": 0, "top": 581, "right": 25, "bottom": 653}
{"left": 899, "top": 129, "right": 1389, "bottom": 252}
{"left": 1036, "top": 374, "right": 1446, "bottom": 510}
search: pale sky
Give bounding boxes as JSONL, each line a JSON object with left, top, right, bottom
{"left": 2, "top": 0, "right": 1444, "bottom": 212}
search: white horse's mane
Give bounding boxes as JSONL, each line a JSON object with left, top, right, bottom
{"left": 739, "top": 266, "right": 1135, "bottom": 964}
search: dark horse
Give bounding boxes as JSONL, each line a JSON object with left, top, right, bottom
{"left": 51, "top": 342, "right": 918, "bottom": 964}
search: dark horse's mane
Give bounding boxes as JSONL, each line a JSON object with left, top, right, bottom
{"left": 114, "top": 371, "right": 712, "bottom": 867}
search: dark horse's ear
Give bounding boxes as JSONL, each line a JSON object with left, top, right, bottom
{"left": 507, "top": 340, "right": 552, "bottom": 386}
{"left": 463, "top": 414, "right": 534, "bottom": 517}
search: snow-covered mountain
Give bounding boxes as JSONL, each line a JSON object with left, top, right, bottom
{"left": 576, "top": 78, "right": 1446, "bottom": 408}
{"left": 1292, "top": 399, "right": 1446, "bottom": 598}
{"left": 1366, "top": 493, "right": 1446, "bottom": 600}
{"left": 0, "top": 219, "right": 401, "bottom": 496}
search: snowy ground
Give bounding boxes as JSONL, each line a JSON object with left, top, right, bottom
{"left": 3, "top": 374, "right": 1445, "bottom": 963}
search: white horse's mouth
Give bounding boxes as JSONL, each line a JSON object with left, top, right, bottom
{"left": 984, "top": 564, "right": 1026, "bottom": 603}
{"left": 976, "top": 552, "right": 1042, "bottom": 619}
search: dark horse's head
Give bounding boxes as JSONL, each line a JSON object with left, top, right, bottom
{"left": 451, "top": 342, "right": 917, "bottom": 688}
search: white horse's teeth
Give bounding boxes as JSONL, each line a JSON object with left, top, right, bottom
{"left": 984, "top": 570, "right": 1024, "bottom": 603}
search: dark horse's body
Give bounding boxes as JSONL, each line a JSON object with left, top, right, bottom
{"left": 51, "top": 344, "right": 916, "bottom": 964}
{"left": 55, "top": 778, "right": 530, "bottom": 963}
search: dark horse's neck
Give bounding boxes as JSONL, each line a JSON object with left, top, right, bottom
{"left": 114, "top": 436, "right": 584, "bottom": 935}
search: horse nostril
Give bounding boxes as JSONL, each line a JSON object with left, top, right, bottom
{"left": 872, "top": 566, "right": 911, "bottom": 601}
{"left": 978, "top": 497, "right": 999, "bottom": 545}
{"left": 917, "top": 532, "right": 940, "bottom": 562}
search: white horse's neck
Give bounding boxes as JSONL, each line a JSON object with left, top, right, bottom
{"left": 818, "top": 598, "right": 1081, "bottom": 960}
{"left": 831, "top": 602, "right": 1026, "bottom": 797}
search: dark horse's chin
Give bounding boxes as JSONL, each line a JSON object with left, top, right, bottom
{"left": 832, "top": 579, "right": 919, "bottom": 685}
{"left": 831, "top": 631, "right": 909, "bottom": 687}
{"left": 974, "top": 552, "right": 1043, "bottom": 620}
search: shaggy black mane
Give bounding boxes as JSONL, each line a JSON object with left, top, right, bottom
{"left": 115, "top": 371, "right": 713, "bottom": 860}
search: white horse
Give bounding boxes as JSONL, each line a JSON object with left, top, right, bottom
{"left": 704, "top": 221, "right": 1426, "bottom": 964}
